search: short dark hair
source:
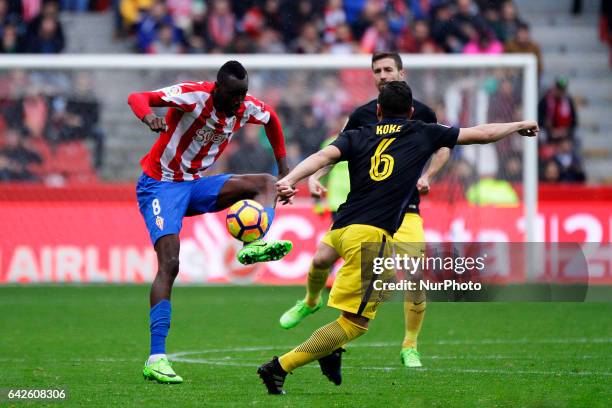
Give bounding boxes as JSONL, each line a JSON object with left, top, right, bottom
{"left": 371, "top": 52, "right": 403, "bottom": 70}
{"left": 378, "top": 81, "right": 413, "bottom": 118}
{"left": 517, "top": 22, "right": 530, "bottom": 31}
{"left": 217, "top": 60, "right": 248, "bottom": 83}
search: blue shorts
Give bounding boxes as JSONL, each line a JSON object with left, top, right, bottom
{"left": 136, "top": 172, "right": 232, "bottom": 245}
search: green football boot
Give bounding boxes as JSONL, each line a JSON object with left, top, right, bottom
{"left": 400, "top": 347, "right": 422, "bottom": 368}
{"left": 143, "top": 357, "right": 184, "bottom": 384}
{"left": 237, "top": 240, "right": 292, "bottom": 265}
{"left": 279, "top": 298, "right": 324, "bottom": 329}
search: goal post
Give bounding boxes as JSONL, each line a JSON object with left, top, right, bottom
{"left": 0, "top": 53, "right": 538, "bottom": 245}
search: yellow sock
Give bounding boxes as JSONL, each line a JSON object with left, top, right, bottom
{"left": 279, "top": 316, "right": 367, "bottom": 372}
{"left": 305, "top": 264, "right": 329, "bottom": 307}
{"left": 403, "top": 301, "right": 426, "bottom": 349}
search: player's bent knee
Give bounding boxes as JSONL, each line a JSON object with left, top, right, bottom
{"left": 341, "top": 311, "right": 369, "bottom": 329}
{"left": 231, "top": 173, "right": 276, "bottom": 195}
{"left": 312, "top": 253, "right": 334, "bottom": 270}
{"left": 255, "top": 173, "right": 277, "bottom": 192}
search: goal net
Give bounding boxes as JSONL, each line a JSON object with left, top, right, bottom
{"left": 0, "top": 54, "right": 539, "bottom": 284}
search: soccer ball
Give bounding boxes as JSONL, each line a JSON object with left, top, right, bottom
{"left": 226, "top": 199, "right": 269, "bottom": 243}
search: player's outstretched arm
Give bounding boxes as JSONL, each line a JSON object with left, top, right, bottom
{"left": 457, "top": 121, "right": 539, "bottom": 145}
{"left": 418, "top": 147, "right": 451, "bottom": 195}
{"left": 277, "top": 146, "right": 341, "bottom": 202}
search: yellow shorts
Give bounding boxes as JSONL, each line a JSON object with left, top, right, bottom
{"left": 392, "top": 213, "right": 426, "bottom": 257}
{"left": 322, "top": 224, "right": 392, "bottom": 320}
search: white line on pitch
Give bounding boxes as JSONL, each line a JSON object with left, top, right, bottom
{"left": 165, "top": 357, "right": 612, "bottom": 377}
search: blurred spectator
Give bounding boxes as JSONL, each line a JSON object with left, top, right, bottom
{"left": 0, "top": 127, "right": 41, "bottom": 181}
{"left": 323, "top": 0, "right": 345, "bottom": 44}
{"left": 325, "top": 22, "right": 358, "bottom": 54}
{"left": 406, "top": 0, "right": 434, "bottom": 20}
{"left": 166, "top": 0, "right": 192, "bottom": 32}
{"left": 291, "top": 21, "right": 323, "bottom": 54}
{"left": 454, "top": 0, "right": 480, "bottom": 39}
{"left": 1, "top": 0, "right": 23, "bottom": 21}
{"left": 463, "top": 25, "right": 503, "bottom": 54}
{"left": 239, "top": 4, "right": 265, "bottom": 38}
{"left": 120, "top": 0, "right": 154, "bottom": 32}
{"left": 227, "top": 32, "right": 256, "bottom": 53}
{"left": 352, "top": 0, "right": 384, "bottom": 40}
{"left": 21, "top": 87, "right": 50, "bottom": 139}
{"left": 431, "top": 2, "right": 467, "bottom": 53}
{"left": 504, "top": 22, "right": 543, "bottom": 75}
{"left": 25, "top": 15, "right": 64, "bottom": 53}
{"left": 261, "top": 0, "right": 283, "bottom": 34}
{"left": 136, "top": 0, "right": 181, "bottom": 53}
{"left": 49, "top": 72, "right": 105, "bottom": 168}
{"left": 227, "top": 125, "right": 274, "bottom": 174}
{"left": 398, "top": 19, "right": 441, "bottom": 53}
{"left": 311, "top": 75, "right": 350, "bottom": 123}
{"left": 1, "top": 23, "right": 23, "bottom": 52}
{"left": 25, "top": 0, "right": 64, "bottom": 53}
{"left": 148, "top": 22, "right": 184, "bottom": 53}
{"left": 281, "top": 0, "right": 322, "bottom": 43}
{"left": 360, "top": 13, "right": 394, "bottom": 53}
{"left": 552, "top": 138, "right": 586, "bottom": 182}
{"left": 482, "top": 6, "right": 504, "bottom": 41}
{"left": 284, "top": 141, "right": 302, "bottom": 169}
{"left": 1, "top": 0, "right": 24, "bottom": 30}
{"left": 500, "top": 153, "right": 522, "bottom": 182}
{"left": 488, "top": 78, "right": 518, "bottom": 123}
{"left": 24, "top": 1, "right": 38, "bottom": 22}
{"left": 538, "top": 77, "right": 578, "bottom": 142}
{"left": 255, "top": 28, "right": 285, "bottom": 53}
{"left": 488, "top": 77, "right": 520, "bottom": 157}
{"left": 293, "top": 109, "right": 327, "bottom": 157}
{"left": 187, "top": 0, "right": 208, "bottom": 52}
{"left": 541, "top": 160, "right": 561, "bottom": 183}
{"left": 466, "top": 176, "right": 519, "bottom": 206}
{"left": 207, "top": 0, "right": 235, "bottom": 50}
{"left": 499, "top": 0, "right": 522, "bottom": 42}
{"left": 384, "top": 0, "right": 410, "bottom": 36}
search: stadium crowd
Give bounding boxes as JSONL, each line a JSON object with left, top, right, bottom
{"left": 0, "top": 0, "right": 596, "bottom": 186}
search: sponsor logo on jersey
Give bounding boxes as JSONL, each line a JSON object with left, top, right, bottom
{"left": 156, "top": 216, "right": 164, "bottom": 230}
{"left": 193, "top": 127, "right": 228, "bottom": 144}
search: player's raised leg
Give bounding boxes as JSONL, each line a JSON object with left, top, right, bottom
{"left": 279, "top": 240, "right": 339, "bottom": 329}
{"left": 215, "top": 173, "right": 292, "bottom": 264}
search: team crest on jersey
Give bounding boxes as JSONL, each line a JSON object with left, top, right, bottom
{"left": 193, "top": 127, "right": 228, "bottom": 144}
{"left": 156, "top": 216, "right": 164, "bottom": 230}
{"left": 161, "top": 85, "right": 181, "bottom": 98}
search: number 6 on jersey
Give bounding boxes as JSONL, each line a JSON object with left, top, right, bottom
{"left": 369, "top": 138, "right": 396, "bottom": 181}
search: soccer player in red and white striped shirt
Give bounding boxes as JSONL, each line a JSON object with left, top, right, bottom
{"left": 128, "top": 60, "right": 292, "bottom": 384}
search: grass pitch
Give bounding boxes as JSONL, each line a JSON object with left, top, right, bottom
{"left": 1, "top": 285, "right": 611, "bottom": 407}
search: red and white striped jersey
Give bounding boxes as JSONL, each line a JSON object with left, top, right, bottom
{"left": 138, "top": 81, "right": 274, "bottom": 182}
